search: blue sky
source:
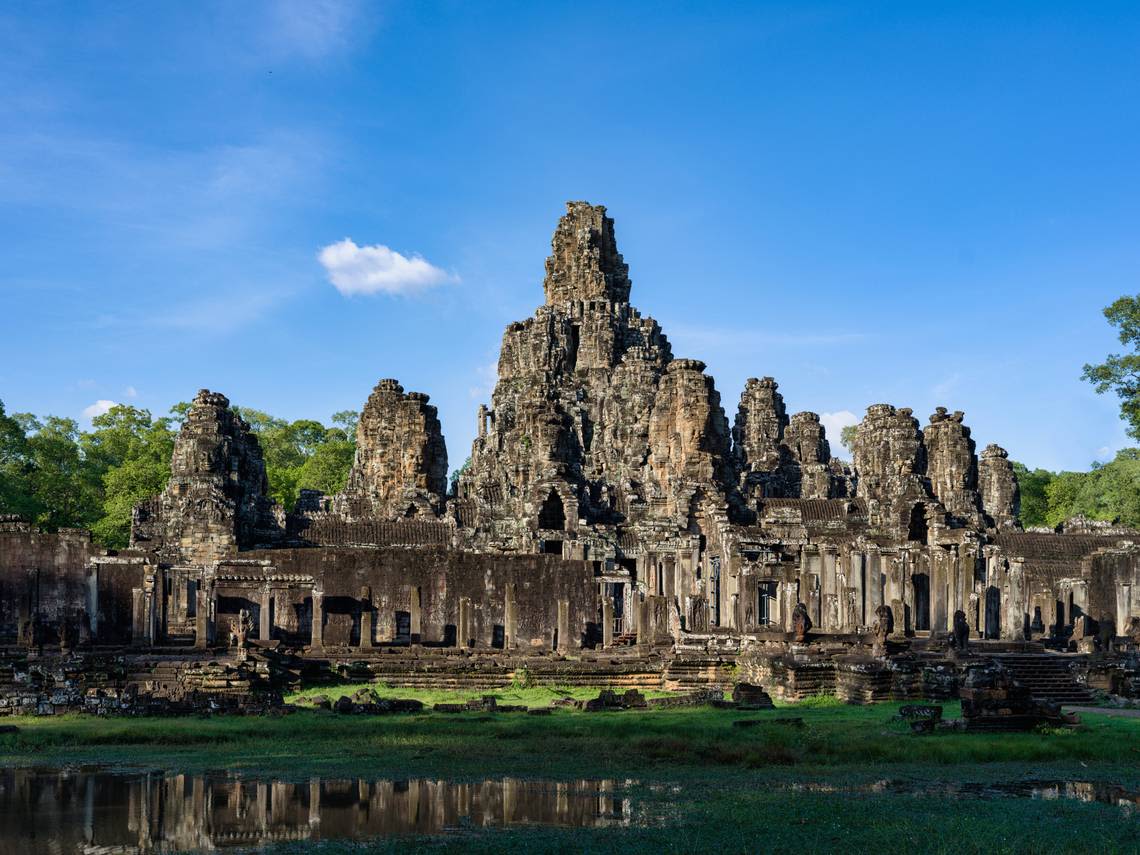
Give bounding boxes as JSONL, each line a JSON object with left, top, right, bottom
{"left": 2, "top": 1, "right": 1139, "bottom": 473}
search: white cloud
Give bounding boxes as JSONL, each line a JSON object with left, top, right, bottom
{"left": 266, "top": 0, "right": 364, "bottom": 60}
{"left": 821, "top": 410, "right": 859, "bottom": 446}
{"left": 319, "top": 238, "right": 456, "bottom": 296}
{"left": 82, "top": 399, "right": 116, "bottom": 418}
{"left": 124, "top": 385, "right": 138, "bottom": 398}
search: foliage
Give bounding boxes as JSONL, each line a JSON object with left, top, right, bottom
{"left": 232, "top": 408, "right": 357, "bottom": 510}
{"left": 449, "top": 456, "right": 471, "bottom": 496}
{"left": 840, "top": 423, "right": 858, "bottom": 454}
{"left": 1011, "top": 462, "right": 1053, "bottom": 527}
{"left": 1083, "top": 294, "right": 1140, "bottom": 441}
{"left": 0, "top": 398, "right": 356, "bottom": 546}
{"left": 1013, "top": 450, "right": 1140, "bottom": 530}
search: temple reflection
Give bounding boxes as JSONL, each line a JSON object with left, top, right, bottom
{"left": 0, "top": 768, "right": 633, "bottom": 853}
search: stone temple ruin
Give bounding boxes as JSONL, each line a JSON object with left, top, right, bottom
{"left": 4, "top": 201, "right": 1140, "bottom": 708}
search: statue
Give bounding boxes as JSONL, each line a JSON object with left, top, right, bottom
{"left": 871, "top": 604, "right": 893, "bottom": 657}
{"left": 1126, "top": 616, "right": 1140, "bottom": 646}
{"left": 1096, "top": 617, "right": 1116, "bottom": 653}
{"left": 791, "top": 602, "right": 812, "bottom": 643}
{"left": 951, "top": 609, "right": 970, "bottom": 654}
{"left": 232, "top": 608, "right": 252, "bottom": 651}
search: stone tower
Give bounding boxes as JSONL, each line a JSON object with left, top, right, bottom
{"left": 979, "top": 444, "right": 1020, "bottom": 529}
{"left": 332, "top": 379, "right": 448, "bottom": 521}
{"left": 459, "top": 201, "right": 737, "bottom": 548}
{"left": 131, "top": 389, "right": 280, "bottom": 562}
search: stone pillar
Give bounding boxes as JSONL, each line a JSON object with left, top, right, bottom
{"left": 867, "top": 548, "right": 883, "bottom": 613}
{"left": 195, "top": 580, "right": 214, "bottom": 650}
{"left": 602, "top": 597, "right": 614, "bottom": 649}
{"left": 260, "top": 590, "right": 272, "bottom": 642}
{"left": 821, "top": 547, "right": 838, "bottom": 611}
{"left": 780, "top": 580, "right": 799, "bottom": 632}
{"left": 851, "top": 552, "right": 865, "bottom": 627}
{"left": 458, "top": 597, "right": 473, "bottom": 648}
{"left": 557, "top": 598, "right": 570, "bottom": 652}
{"left": 634, "top": 593, "right": 646, "bottom": 644}
{"left": 504, "top": 585, "right": 518, "bottom": 650}
{"left": 131, "top": 588, "right": 146, "bottom": 646}
{"left": 410, "top": 586, "right": 422, "bottom": 644}
{"left": 1004, "top": 560, "right": 1027, "bottom": 641}
{"left": 311, "top": 590, "right": 324, "bottom": 650}
{"left": 477, "top": 404, "right": 488, "bottom": 439}
{"left": 359, "top": 586, "right": 373, "bottom": 649}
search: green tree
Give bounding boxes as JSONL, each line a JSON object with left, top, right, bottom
{"left": 1044, "top": 471, "right": 1085, "bottom": 528}
{"left": 296, "top": 431, "right": 356, "bottom": 496}
{"left": 235, "top": 409, "right": 358, "bottom": 511}
{"left": 23, "top": 416, "right": 100, "bottom": 531}
{"left": 331, "top": 410, "right": 360, "bottom": 436}
{"left": 92, "top": 416, "right": 176, "bottom": 548}
{"left": 1083, "top": 295, "right": 1140, "bottom": 440}
{"left": 840, "top": 424, "right": 858, "bottom": 455}
{"left": 0, "top": 399, "right": 36, "bottom": 518}
{"left": 1011, "top": 462, "right": 1053, "bottom": 528}
{"left": 449, "top": 456, "right": 472, "bottom": 496}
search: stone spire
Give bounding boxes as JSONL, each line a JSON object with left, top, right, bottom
{"left": 332, "top": 379, "right": 448, "bottom": 521}
{"left": 733, "top": 377, "right": 788, "bottom": 477}
{"left": 924, "top": 407, "right": 982, "bottom": 526}
{"left": 543, "top": 201, "right": 631, "bottom": 305}
{"left": 979, "top": 444, "right": 1020, "bottom": 529}
{"left": 783, "top": 411, "right": 835, "bottom": 499}
{"left": 130, "top": 389, "right": 280, "bottom": 562}
{"left": 853, "top": 404, "right": 927, "bottom": 505}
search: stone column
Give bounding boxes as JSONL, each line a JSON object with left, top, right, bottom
{"left": 131, "top": 588, "right": 146, "bottom": 646}
{"left": 410, "top": 586, "right": 422, "bottom": 644}
{"left": 195, "top": 580, "right": 214, "bottom": 649}
{"left": 557, "top": 598, "right": 570, "bottom": 652}
{"left": 458, "top": 597, "right": 473, "bottom": 648}
{"left": 359, "top": 586, "right": 373, "bottom": 649}
{"left": 504, "top": 585, "right": 518, "bottom": 650}
{"left": 311, "top": 590, "right": 324, "bottom": 650}
{"left": 260, "top": 589, "right": 272, "bottom": 642}
{"left": 602, "top": 597, "right": 614, "bottom": 649}
{"left": 634, "top": 593, "right": 645, "bottom": 644}
{"left": 1003, "top": 560, "right": 1027, "bottom": 641}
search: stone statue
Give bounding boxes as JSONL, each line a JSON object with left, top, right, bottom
{"left": 952, "top": 609, "right": 970, "bottom": 654}
{"left": 233, "top": 608, "right": 252, "bottom": 651}
{"left": 791, "top": 602, "right": 812, "bottom": 642}
{"left": 871, "top": 604, "right": 893, "bottom": 657}
{"left": 1096, "top": 617, "right": 1116, "bottom": 653}
{"left": 1126, "top": 616, "right": 1140, "bottom": 646}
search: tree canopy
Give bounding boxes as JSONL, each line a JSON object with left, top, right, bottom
{"left": 1083, "top": 294, "right": 1140, "bottom": 441}
{"left": 0, "top": 399, "right": 358, "bottom": 549}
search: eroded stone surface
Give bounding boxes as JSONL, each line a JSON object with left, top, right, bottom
{"left": 332, "top": 379, "right": 448, "bottom": 521}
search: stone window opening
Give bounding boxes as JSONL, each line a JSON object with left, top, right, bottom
{"left": 907, "top": 504, "right": 928, "bottom": 544}
{"left": 539, "top": 490, "right": 566, "bottom": 531}
{"left": 758, "top": 580, "right": 777, "bottom": 626}
{"left": 912, "top": 573, "right": 930, "bottom": 632}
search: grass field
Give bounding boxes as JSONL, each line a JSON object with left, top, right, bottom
{"left": 4, "top": 691, "right": 1140, "bottom": 853}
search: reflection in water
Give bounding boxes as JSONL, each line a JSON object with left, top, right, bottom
{"left": 0, "top": 768, "right": 634, "bottom": 853}
{"left": 789, "top": 779, "right": 1140, "bottom": 813}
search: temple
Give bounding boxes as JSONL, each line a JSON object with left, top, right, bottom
{"left": 4, "top": 201, "right": 1140, "bottom": 706}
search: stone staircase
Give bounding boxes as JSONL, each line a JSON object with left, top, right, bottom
{"left": 663, "top": 656, "right": 736, "bottom": 691}
{"left": 991, "top": 654, "right": 1094, "bottom": 704}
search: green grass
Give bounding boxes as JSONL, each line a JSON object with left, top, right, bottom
{"left": 4, "top": 700, "right": 1140, "bottom": 853}
{"left": 285, "top": 682, "right": 672, "bottom": 708}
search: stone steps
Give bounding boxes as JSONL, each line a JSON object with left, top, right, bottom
{"left": 992, "top": 654, "right": 1094, "bottom": 704}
